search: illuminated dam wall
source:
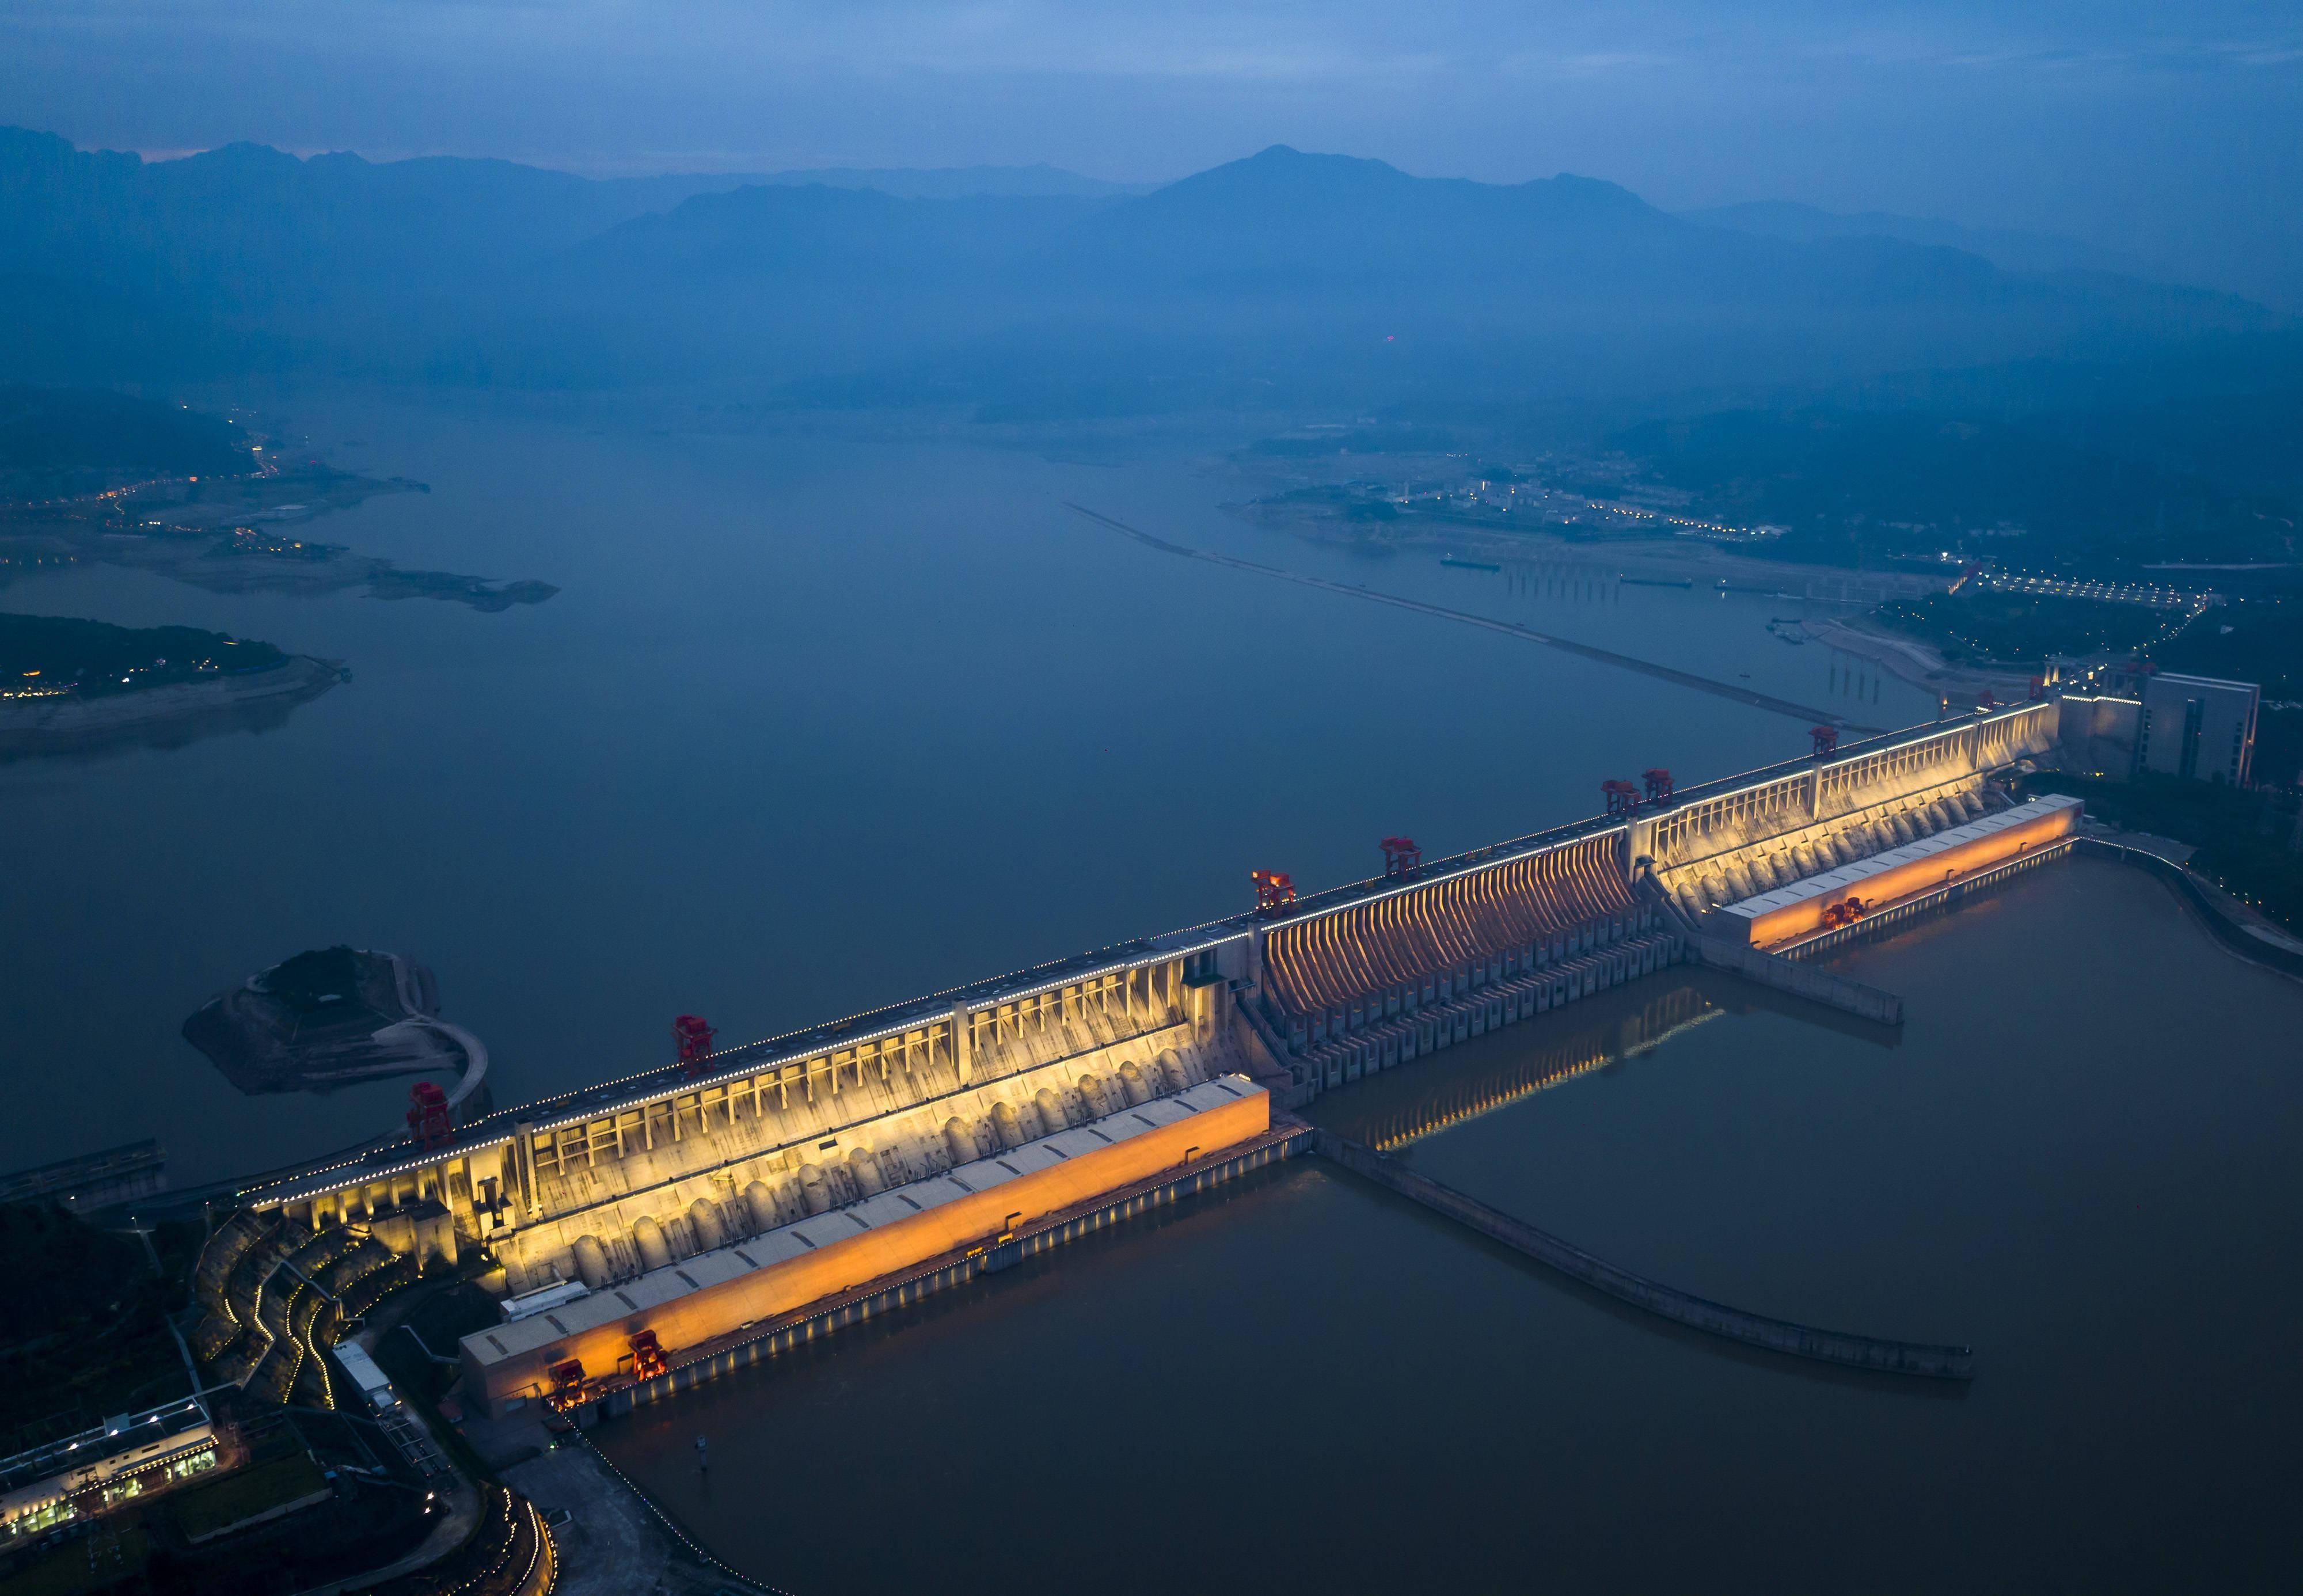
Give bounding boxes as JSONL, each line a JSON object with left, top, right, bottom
{"left": 1637, "top": 705, "right": 2061, "bottom": 919}
{"left": 257, "top": 953, "right": 1265, "bottom": 1293}
{"left": 1313, "top": 979, "right": 1733, "bottom": 1153}
{"left": 1715, "top": 794, "right": 2082, "bottom": 949}
{"left": 1246, "top": 701, "right": 2059, "bottom": 1093}
{"left": 460, "top": 1077, "right": 1272, "bottom": 1415}
{"left": 220, "top": 702, "right": 2062, "bottom": 1403}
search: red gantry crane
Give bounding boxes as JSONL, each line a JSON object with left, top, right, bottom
{"left": 1251, "top": 868, "right": 1297, "bottom": 917}
{"left": 1810, "top": 724, "right": 1839, "bottom": 759}
{"left": 405, "top": 1081, "right": 453, "bottom": 1148}
{"left": 672, "top": 1014, "right": 717, "bottom": 1076}
{"left": 1641, "top": 769, "right": 1674, "bottom": 806}
{"left": 1380, "top": 836, "right": 1422, "bottom": 877}
{"left": 544, "top": 1358, "right": 589, "bottom": 1415}
{"left": 628, "top": 1331, "right": 669, "bottom": 1381}
{"left": 1821, "top": 896, "right": 1873, "bottom": 930}
{"left": 1601, "top": 779, "right": 1643, "bottom": 816}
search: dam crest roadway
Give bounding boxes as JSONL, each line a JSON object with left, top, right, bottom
{"left": 196, "top": 700, "right": 2066, "bottom": 1413}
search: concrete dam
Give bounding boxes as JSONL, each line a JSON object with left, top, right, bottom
{"left": 200, "top": 701, "right": 2068, "bottom": 1413}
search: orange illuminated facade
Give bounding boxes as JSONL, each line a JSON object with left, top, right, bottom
{"left": 461, "top": 1080, "right": 1270, "bottom": 1416}
{"left": 1716, "top": 795, "right": 2080, "bottom": 949}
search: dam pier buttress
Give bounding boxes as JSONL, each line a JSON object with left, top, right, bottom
{"left": 195, "top": 702, "right": 2068, "bottom": 1417}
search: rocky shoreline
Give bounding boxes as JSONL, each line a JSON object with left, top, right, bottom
{"left": 0, "top": 653, "right": 347, "bottom": 756}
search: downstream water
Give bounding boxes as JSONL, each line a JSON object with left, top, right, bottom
{"left": 0, "top": 394, "right": 1926, "bottom": 1184}
{"left": 600, "top": 859, "right": 2303, "bottom": 1593}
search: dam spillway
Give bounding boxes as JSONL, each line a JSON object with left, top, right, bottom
{"left": 209, "top": 700, "right": 2065, "bottom": 1416}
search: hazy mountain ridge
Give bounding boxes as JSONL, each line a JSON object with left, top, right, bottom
{"left": 0, "top": 129, "right": 2286, "bottom": 408}
{"left": 561, "top": 184, "right": 1106, "bottom": 284}
{"left": 0, "top": 385, "right": 250, "bottom": 491}
{"left": 1682, "top": 199, "right": 2160, "bottom": 283}
{"left": 0, "top": 127, "right": 744, "bottom": 307}
{"left": 735, "top": 162, "right": 1148, "bottom": 200}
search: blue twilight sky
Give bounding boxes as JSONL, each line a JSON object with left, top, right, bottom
{"left": 3, "top": 0, "right": 2298, "bottom": 305}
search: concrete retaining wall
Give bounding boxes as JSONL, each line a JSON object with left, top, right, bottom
{"left": 1314, "top": 1131, "right": 1972, "bottom": 1380}
{"left": 1282, "top": 922, "right": 1686, "bottom": 1099}
{"left": 1687, "top": 938, "right": 1906, "bottom": 1025}
{"left": 2074, "top": 838, "right": 2303, "bottom": 979}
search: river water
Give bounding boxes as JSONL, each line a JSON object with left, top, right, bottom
{"left": 598, "top": 859, "right": 2303, "bottom": 1594}
{"left": 11, "top": 396, "right": 2291, "bottom": 1587}
{"left": 0, "top": 393, "right": 1924, "bottom": 1184}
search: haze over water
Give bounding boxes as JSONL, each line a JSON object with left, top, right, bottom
{"left": 0, "top": 395, "right": 1924, "bottom": 1184}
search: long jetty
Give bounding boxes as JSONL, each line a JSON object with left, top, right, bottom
{"left": 1312, "top": 1129, "right": 1974, "bottom": 1380}
{"left": 1065, "top": 503, "right": 1887, "bottom": 732}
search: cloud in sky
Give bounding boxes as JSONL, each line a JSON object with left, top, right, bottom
{"left": 3, "top": 0, "right": 2297, "bottom": 303}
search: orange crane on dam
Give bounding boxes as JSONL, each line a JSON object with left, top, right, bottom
{"left": 1251, "top": 869, "right": 1297, "bottom": 917}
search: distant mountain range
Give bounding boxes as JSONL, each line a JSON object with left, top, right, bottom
{"left": 734, "top": 163, "right": 1149, "bottom": 201}
{"left": 1681, "top": 200, "right": 2158, "bottom": 284}
{"left": 0, "top": 127, "right": 2286, "bottom": 412}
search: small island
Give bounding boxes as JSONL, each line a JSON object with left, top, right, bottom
{"left": 181, "top": 945, "right": 488, "bottom": 1111}
{"left": 0, "top": 611, "right": 345, "bottom": 757}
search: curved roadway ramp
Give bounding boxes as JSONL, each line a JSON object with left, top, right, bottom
{"left": 1312, "top": 1129, "right": 1974, "bottom": 1381}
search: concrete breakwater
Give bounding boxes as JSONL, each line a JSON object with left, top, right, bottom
{"left": 1313, "top": 1130, "right": 1975, "bottom": 1380}
{"left": 1686, "top": 937, "right": 1907, "bottom": 1025}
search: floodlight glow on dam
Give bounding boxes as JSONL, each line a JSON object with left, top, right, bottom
{"left": 191, "top": 701, "right": 2065, "bottom": 1412}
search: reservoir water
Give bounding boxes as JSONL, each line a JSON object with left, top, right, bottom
{"left": 8, "top": 396, "right": 2294, "bottom": 1588}
{"left": 0, "top": 393, "right": 1926, "bottom": 1184}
